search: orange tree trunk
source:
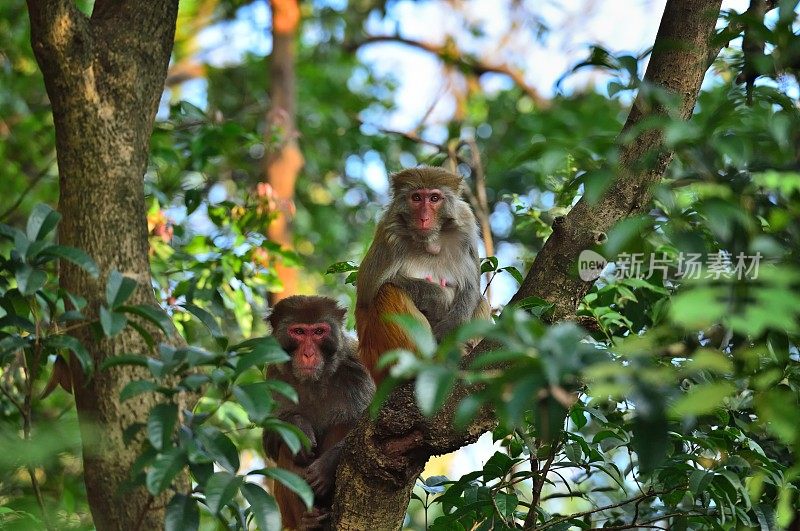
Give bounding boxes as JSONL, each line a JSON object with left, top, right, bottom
{"left": 266, "top": 0, "right": 304, "bottom": 304}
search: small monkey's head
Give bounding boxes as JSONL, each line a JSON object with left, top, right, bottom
{"left": 388, "top": 167, "right": 465, "bottom": 248}
{"left": 268, "top": 295, "right": 347, "bottom": 382}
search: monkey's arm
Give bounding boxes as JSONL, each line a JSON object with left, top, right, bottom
{"left": 430, "top": 284, "right": 482, "bottom": 341}
{"left": 387, "top": 275, "right": 450, "bottom": 324}
{"left": 356, "top": 283, "right": 427, "bottom": 384}
{"left": 303, "top": 438, "right": 345, "bottom": 498}
{"left": 263, "top": 413, "right": 317, "bottom": 465}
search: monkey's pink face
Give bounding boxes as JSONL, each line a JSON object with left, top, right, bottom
{"left": 408, "top": 188, "right": 444, "bottom": 232}
{"left": 288, "top": 322, "right": 332, "bottom": 378}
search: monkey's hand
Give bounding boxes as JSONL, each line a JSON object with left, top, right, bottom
{"left": 430, "top": 286, "right": 480, "bottom": 341}
{"left": 303, "top": 443, "right": 342, "bottom": 498}
{"left": 289, "top": 414, "right": 317, "bottom": 465}
{"left": 300, "top": 507, "right": 330, "bottom": 530}
{"left": 388, "top": 275, "right": 451, "bottom": 324}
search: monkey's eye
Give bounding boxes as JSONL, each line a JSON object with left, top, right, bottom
{"left": 430, "top": 194, "right": 441, "bottom": 203}
{"left": 313, "top": 328, "right": 325, "bottom": 336}
{"left": 292, "top": 328, "right": 305, "bottom": 335}
{"left": 411, "top": 193, "right": 422, "bottom": 202}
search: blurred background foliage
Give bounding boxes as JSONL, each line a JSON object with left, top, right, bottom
{"left": 1, "top": 0, "right": 799, "bottom": 528}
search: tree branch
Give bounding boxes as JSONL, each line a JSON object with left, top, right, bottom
{"left": 347, "top": 35, "right": 547, "bottom": 107}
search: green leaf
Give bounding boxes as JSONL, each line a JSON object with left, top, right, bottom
{"left": 203, "top": 471, "right": 244, "bottom": 514}
{"left": 106, "top": 270, "right": 137, "bottom": 309}
{"left": 165, "top": 493, "right": 199, "bottom": 531}
{"left": 415, "top": 366, "right": 455, "bottom": 416}
{"left": 261, "top": 419, "right": 304, "bottom": 456}
{"left": 182, "top": 303, "right": 223, "bottom": 338}
{"left": 235, "top": 338, "right": 289, "bottom": 374}
{"left": 0, "top": 223, "right": 25, "bottom": 242}
{"left": 120, "top": 380, "right": 158, "bottom": 402}
{"left": 37, "top": 245, "right": 99, "bottom": 278}
{"left": 669, "top": 382, "right": 734, "bottom": 417}
{"left": 147, "top": 403, "right": 178, "bottom": 451}
{"left": 26, "top": 204, "right": 61, "bottom": 242}
{"left": 421, "top": 475, "right": 449, "bottom": 494}
{"left": 46, "top": 335, "right": 92, "bottom": 375}
{"left": 146, "top": 447, "right": 186, "bottom": 495}
{"left": 386, "top": 314, "right": 436, "bottom": 357}
{"left": 118, "top": 304, "right": 173, "bottom": 335}
{"left": 197, "top": 429, "right": 240, "bottom": 473}
{"left": 564, "top": 441, "right": 582, "bottom": 463}
{"left": 241, "top": 482, "right": 281, "bottom": 531}
{"left": 99, "top": 305, "right": 127, "bottom": 337}
{"left": 263, "top": 379, "right": 298, "bottom": 404}
{"left": 481, "top": 256, "right": 499, "bottom": 273}
{"left": 483, "top": 452, "right": 515, "bottom": 481}
{"left": 514, "top": 296, "right": 554, "bottom": 317}
{"left": 632, "top": 414, "right": 668, "bottom": 474}
{"left": 16, "top": 266, "right": 47, "bottom": 297}
{"left": 494, "top": 491, "right": 518, "bottom": 518}
{"left": 500, "top": 266, "right": 524, "bottom": 284}
{"left": 99, "top": 354, "right": 149, "bottom": 371}
{"left": 689, "top": 469, "right": 713, "bottom": 498}
{"left": 325, "top": 261, "right": 359, "bottom": 274}
{"left": 260, "top": 468, "right": 313, "bottom": 510}
{"left": 127, "top": 321, "right": 155, "bottom": 348}
{"left": 232, "top": 382, "right": 275, "bottom": 424}
{"left": 670, "top": 287, "right": 727, "bottom": 330}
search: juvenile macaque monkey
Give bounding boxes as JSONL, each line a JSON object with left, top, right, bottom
{"left": 356, "top": 167, "right": 490, "bottom": 384}
{"left": 263, "top": 296, "right": 375, "bottom": 529}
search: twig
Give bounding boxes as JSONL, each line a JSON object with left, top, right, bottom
{"left": 525, "top": 437, "right": 561, "bottom": 530}
{"left": 597, "top": 510, "right": 711, "bottom": 530}
{"left": 0, "top": 159, "right": 55, "bottom": 222}
{"left": 465, "top": 139, "right": 495, "bottom": 299}
{"left": 358, "top": 119, "right": 451, "bottom": 151}
{"left": 346, "top": 35, "right": 547, "bottom": 107}
{"left": 0, "top": 381, "right": 25, "bottom": 412}
{"left": 515, "top": 430, "right": 539, "bottom": 529}
{"left": 19, "top": 316, "right": 55, "bottom": 530}
{"left": 538, "top": 489, "right": 674, "bottom": 530}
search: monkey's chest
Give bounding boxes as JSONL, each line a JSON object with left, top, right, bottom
{"left": 399, "top": 252, "right": 463, "bottom": 287}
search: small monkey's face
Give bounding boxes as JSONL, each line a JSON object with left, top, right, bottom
{"left": 408, "top": 188, "right": 444, "bottom": 232}
{"left": 286, "top": 321, "right": 335, "bottom": 381}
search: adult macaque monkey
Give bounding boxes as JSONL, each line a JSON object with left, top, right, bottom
{"left": 262, "top": 296, "right": 375, "bottom": 529}
{"left": 356, "top": 166, "right": 490, "bottom": 384}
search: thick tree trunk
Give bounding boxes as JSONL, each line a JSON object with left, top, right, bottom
{"left": 333, "top": 0, "right": 724, "bottom": 528}
{"left": 26, "top": 1, "right": 178, "bottom": 529}
{"left": 266, "top": 0, "right": 304, "bottom": 304}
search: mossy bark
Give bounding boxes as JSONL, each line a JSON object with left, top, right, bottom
{"left": 25, "top": 1, "right": 179, "bottom": 528}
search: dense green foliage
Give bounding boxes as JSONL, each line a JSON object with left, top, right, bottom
{"left": 1, "top": 0, "right": 799, "bottom": 529}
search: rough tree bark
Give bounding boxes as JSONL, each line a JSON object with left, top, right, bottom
{"left": 25, "top": 1, "right": 179, "bottom": 529}
{"left": 332, "top": 0, "right": 724, "bottom": 528}
{"left": 266, "top": 0, "right": 304, "bottom": 304}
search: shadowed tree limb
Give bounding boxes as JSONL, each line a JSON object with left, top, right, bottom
{"left": 332, "top": 1, "right": 724, "bottom": 529}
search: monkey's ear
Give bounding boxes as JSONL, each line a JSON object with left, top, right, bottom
{"left": 265, "top": 305, "right": 282, "bottom": 332}
{"left": 332, "top": 303, "right": 347, "bottom": 324}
